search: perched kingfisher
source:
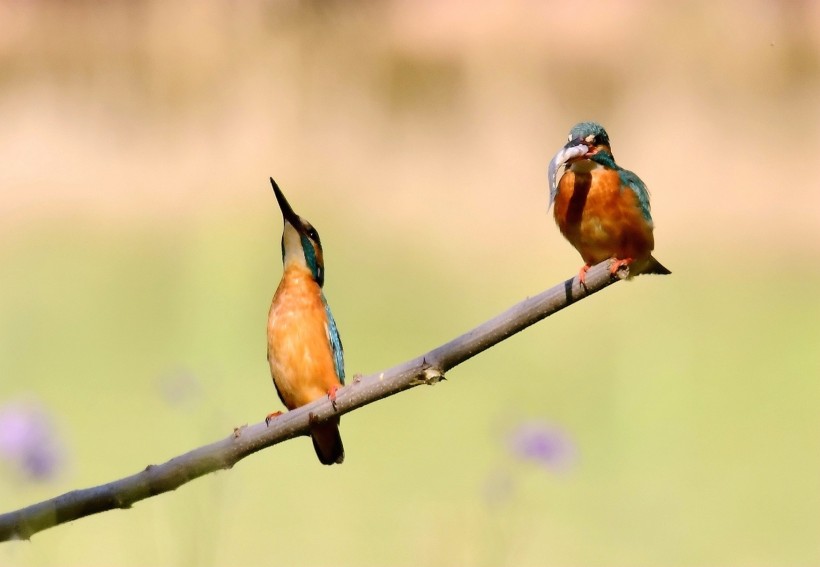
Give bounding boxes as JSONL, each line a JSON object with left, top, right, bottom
{"left": 266, "top": 177, "right": 345, "bottom": 465}
{"left": 548, "top": 122, "right": 671, "bottom": 284}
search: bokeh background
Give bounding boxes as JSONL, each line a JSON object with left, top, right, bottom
{"left": 1, "top": 1, "right": 819, "bottom": 565}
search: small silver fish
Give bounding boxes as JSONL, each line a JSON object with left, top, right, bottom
{"left": 547, "top": 143, "right": 587, "bottom": 209}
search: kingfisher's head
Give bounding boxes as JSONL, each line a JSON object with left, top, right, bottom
{"left": 547, "top": 122, "right": 615, "bottom": 208}
{"left": 270, "top": 177, "right": 325, "bottom": 287}
{"left": 564, "top": 122, "right": 612, "bottom": 161}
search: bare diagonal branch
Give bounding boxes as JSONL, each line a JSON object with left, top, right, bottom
{"left": 0, "top": 260, "right": 627, "bottom": 542}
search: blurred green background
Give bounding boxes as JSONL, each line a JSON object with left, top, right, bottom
{"left": 1, "top": 1, "right": 819, "bottom": 565}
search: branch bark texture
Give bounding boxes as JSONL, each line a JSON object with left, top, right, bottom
{"left": 0, "top": 260, "right": 627, "bottom": 541}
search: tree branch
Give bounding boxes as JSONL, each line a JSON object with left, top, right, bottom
{"left": 0, "top": 260, "right": 627, "bottom": 542}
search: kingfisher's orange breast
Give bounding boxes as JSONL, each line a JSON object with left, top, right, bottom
{"left": 553, "top": 165, "right": 655, "bottom": 265}
{"left": 267, "top": 267, "right": 340, "bottom": 410}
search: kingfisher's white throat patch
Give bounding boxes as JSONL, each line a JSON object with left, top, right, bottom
{"left": 282, "top": 222, "right": 309, "bottom": 270}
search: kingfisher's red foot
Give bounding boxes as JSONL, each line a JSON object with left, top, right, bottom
{"left": 578, "top": 264, "right": 592, "bottom": 286}
{"left": 610, "top": 258, "right": 633, "bottom": 276}
{"left": 327, "top": 385, "right": 339, "bottom": 411}
{"left": 265, "top": 411, "right": 283, "bottom": 427}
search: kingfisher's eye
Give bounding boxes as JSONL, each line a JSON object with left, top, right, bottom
{"left": 307, "top": 227, "right": 319, "bottom": 242}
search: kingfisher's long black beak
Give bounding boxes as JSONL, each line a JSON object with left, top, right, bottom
{"left": 270, "top": 177, "right": 301, "bottom": 226}
{"left": 547, "top": 140, "right": 589, "bottom": 209}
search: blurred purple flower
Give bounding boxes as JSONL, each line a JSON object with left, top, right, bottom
{"left": 506, "top": 421, "right": 576, "bottom": 472}
{"left": 0, "top": 399, "right": 65, "bottom": 481}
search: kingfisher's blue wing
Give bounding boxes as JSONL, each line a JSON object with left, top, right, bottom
{"left": 619, "top": 168, "right": 653, "bottom": 223}
{"left": 322, "top": 295, "right": 345, "bottom": 384}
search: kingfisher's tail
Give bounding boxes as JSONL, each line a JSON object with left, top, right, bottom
{"left": 310, "top": 419, "right": 345, "bottom": 465}
{"left": 642, "top": 255, "right": 671, "bottom": 276}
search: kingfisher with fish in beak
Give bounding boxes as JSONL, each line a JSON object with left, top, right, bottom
{"left": 548, "top": 122, "right": 671, "bottom": 284}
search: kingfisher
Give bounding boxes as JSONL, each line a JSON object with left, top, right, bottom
{"left": 548, "top": 122, "right": 671, "bottom": 284}
{"left": 266, "top": 177, "right": 345, "bottom": 465}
